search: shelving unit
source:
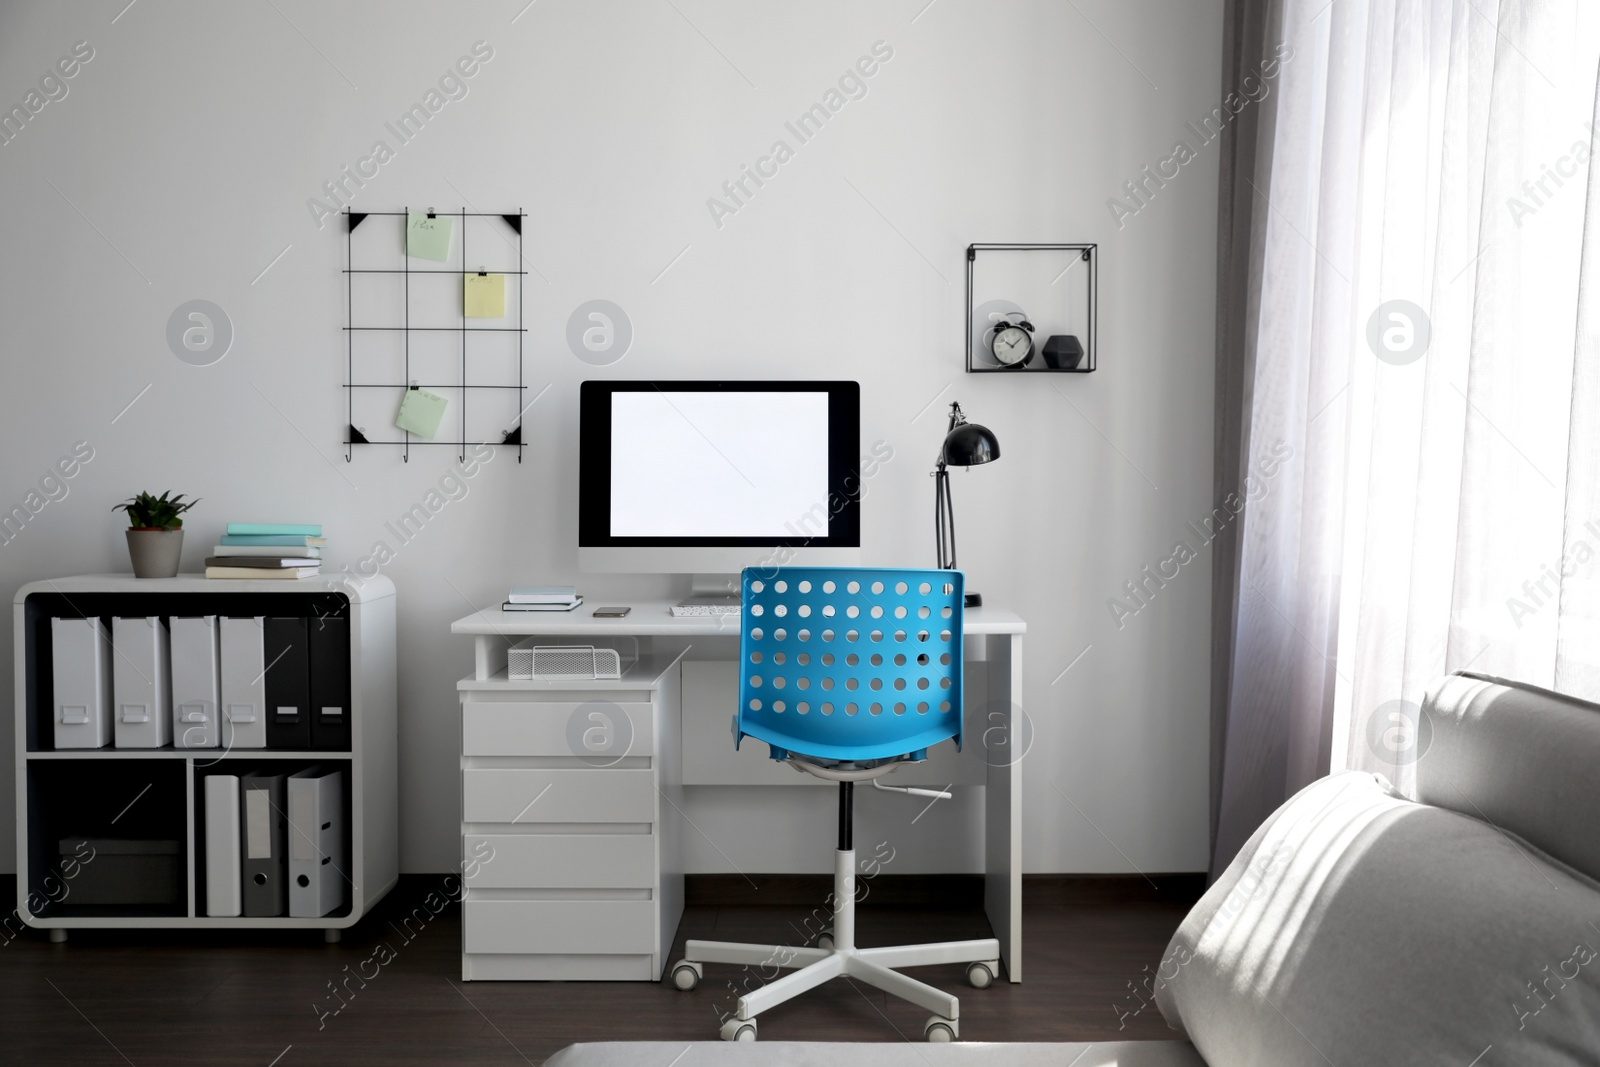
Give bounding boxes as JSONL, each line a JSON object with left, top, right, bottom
{"left": 12, "top": 574, "right": 398, "bottom": 937}
{"left": 966, "top": 242, "right": 1098, "bottom": 373}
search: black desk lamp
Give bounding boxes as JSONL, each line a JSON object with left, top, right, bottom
{"left": 933, "top": 401, "right": 1000, "bottom": 608}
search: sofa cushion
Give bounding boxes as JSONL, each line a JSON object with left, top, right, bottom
{"left": 1155, "top": 771, "right": 1600, "bottom": 1066}
{"left": 1418, "top": 672, "right": 1600, "bottom": 882}
{"left": 546, "top": 1041, "right": 1205, "bottom": 1066}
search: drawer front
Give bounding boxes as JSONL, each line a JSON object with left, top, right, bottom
{"left": 463, "top": 701, "right": 654, "bottom": 758}
{"left": 463, "top": 953, "right": 653, "bottom": 981}
{"left": 463, "top": 768, "right": 656, "bottom": 824}
{"left": 465, "top": 834, "right": 656, "bottom": 889}
{"left": 463, "top": 900, "right": 655, "bottom": 954}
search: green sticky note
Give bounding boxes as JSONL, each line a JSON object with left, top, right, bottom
{"left": 395, "top": 387, "right": 448, "bottom": 439}
{"left": 406, "top": 212, "right": 453, "bottom": 261}
{"left": 464, "top": 273, "right": 507, "bottom": 318}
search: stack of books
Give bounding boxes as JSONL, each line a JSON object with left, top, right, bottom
{"left": 206, "top": 524, "right": 324, "bottom": 580}
{"left": 503, "top": 585, "right": 583, "bottom": 612}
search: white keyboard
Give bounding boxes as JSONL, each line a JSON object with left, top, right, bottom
{"left": 671, "top": 596, "right": 742, "bottom": 617}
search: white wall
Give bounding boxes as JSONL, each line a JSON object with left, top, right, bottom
{"left": 0, "top": 0, "right": 1222, "bottom": 875}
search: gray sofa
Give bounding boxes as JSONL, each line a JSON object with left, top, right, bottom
{"left": 549, "top": 672, "right": 1600, "bottom": 1066}
{"left": 548, "top": 1044, "right": 1202, "bottom": 1065}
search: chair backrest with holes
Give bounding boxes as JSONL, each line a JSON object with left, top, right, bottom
{"left": 735, "top": 567, "right": 965, "bottom": 763}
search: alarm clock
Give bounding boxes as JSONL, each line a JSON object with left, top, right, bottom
{"left": 988, "top": 314, "right": 1036, "bottom": 368}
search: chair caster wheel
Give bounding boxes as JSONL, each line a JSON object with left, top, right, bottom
{"left": 671, "top": 961, "right": 702, "bottom": 990}
{"left": 816, "top": 928, "right": 835, "bottom": 951}
{"left": 966, "top": 960, "right": 998, "bottom": 988}
{"left": 720, "top": 1017, "right": 757, "bottom": 1042}
{"left": 925, "top": 1016, "right": 958, "bottom": 1042}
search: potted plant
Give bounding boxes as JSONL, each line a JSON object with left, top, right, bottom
{"left": 114, "top": 491, "right": 198, "bottom": 578}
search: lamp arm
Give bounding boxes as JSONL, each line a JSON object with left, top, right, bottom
{"left": 934, "top": 401, "right": 966, "bottom": 571}
{"left": 934, "top": 463, "right": 957, "bottom": 571}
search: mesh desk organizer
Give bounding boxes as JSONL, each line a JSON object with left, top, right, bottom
{"left": 506, "top": 641, "right": 636, "bottom": 680}
{"left": 671, "top": 567, "right": 1000, "bottom": 1043}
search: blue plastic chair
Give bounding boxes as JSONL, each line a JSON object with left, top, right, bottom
{"left": 674, "top": 567, "right": 1001, "bottom": 1043}
{"left": 735, "top": 567, "right": 965, "bottom": 764}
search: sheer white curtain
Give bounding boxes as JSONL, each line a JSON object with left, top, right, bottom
{"left": 1334, "top": 0, "right": 1600, "bottom": 787}
{"left": 1213, "top": 0, "right": 1600, "bottom": 871}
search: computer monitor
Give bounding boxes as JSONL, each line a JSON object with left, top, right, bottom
{"left": 579, "top": 380, "right": 862, "bottom": 576}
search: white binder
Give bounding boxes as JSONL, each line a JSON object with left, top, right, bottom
{"left": 51, "top": 617, "right": 112, "bottom": 749}
{"left": 219, "top": 616, "right": 267, "bottom": 750}
{"left": 170, "top": 616, "right": 221, "bottom": 749}
{"left": 288, "top": 766, "right": 346, "bottom": 918}
{"left": 112, "top": 617, "right": 172, "bottom": 749}
{"left": 204, "top": 774, "right": 242, "bottom": 916}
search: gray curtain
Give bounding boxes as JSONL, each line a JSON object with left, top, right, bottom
{"left": 1209, "top": 0, "right": 1368, "bottom": 875}
{"left": 1209, "top": 0, "right": 1280, "bottom": 880}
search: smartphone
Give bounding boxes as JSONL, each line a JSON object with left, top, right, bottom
{"left": 592, "top": 606, "right": 632, "bottom": 618}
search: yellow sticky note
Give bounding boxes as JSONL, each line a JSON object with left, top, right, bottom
{"left": 406, "top": 212, "right": 453, "bottom": 261}
{"left": 464, "top": 273, "right": 507, "bottom": 318}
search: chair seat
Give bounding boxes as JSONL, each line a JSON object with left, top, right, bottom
{"left": 786, "top": 754, "right": 922, "bottom": 783}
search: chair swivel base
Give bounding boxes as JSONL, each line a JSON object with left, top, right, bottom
{"left": 671, "top": 848, "right": 1000, "bottom": 1042}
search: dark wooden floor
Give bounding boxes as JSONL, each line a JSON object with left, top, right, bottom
{"left": 0, "top": 873, "right": 1202, "bottom": 1066}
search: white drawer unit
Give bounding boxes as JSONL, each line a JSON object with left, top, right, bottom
{"left": 463, "top": 701, "right": 655, "bottom": 756}
{"left": 458, "top": 653, "right": 685, "bottom": 981}
{"left": 462, "top": 768, "right": 657, "bottom": 824}
{"left": 463, "top": 900, "right": 657, "bottom": 955}
{"left": 464, "top": 834, "right": 657, "bottom": 889}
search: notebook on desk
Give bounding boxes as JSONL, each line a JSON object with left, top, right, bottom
{"left": 508, "top": 585, "right": 578, "bottom": 604}
{"left": 502, "top": 596, "right": 584, "bottom": 612}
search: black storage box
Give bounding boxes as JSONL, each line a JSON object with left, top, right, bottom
{"left": 57, "top": 837, "right": 182, "bottom": 906}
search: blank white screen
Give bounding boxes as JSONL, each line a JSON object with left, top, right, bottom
{"left": 610, "top": 391, "right": 830, "bottom": 538}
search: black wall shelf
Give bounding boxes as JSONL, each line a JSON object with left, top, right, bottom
{"left": 966, "top": 243, "right": 1098, "bottom": 374}
{"left": 343, "top": 208, "right": 528, "bottom": 462}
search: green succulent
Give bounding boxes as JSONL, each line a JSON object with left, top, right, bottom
{"left": 113, "top": 491, "right": 198, "bottom": 530}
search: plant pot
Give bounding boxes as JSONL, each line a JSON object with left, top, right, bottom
{"left": 125, "top": 528, "right": 184, "bottom": 579}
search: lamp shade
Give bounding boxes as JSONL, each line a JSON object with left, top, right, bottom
{"left": 941, "top": 422, "right": 1000, "bottom": 466}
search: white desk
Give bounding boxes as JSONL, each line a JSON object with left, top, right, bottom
{"left": 450, "top": 599, "right": 1027, "bottom": 981}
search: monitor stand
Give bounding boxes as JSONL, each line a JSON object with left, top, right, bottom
{"left": 689, "top": 573, "right": 740, "bottom": 598}
{"left": 674, "top": 574, "right": 740, "bottom": 616}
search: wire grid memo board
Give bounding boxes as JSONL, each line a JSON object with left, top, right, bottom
{"left": 343, "top": 208, "right": 528, "bottom": 461}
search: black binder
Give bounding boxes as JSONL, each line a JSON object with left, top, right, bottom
{"left": 264, "top": 617, "right": 310, "bottom": 749}
{"left": 240, "top": 771, "right": 288, "bottom": 916}
{"left": 309, "top": 615, "right": 351, "bottom": 751}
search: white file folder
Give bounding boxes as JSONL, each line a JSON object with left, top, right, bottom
{"left": 288, "top": 766, "right": 346, "bottom": 918}
{"left": 204, "top": 774, "right": 242, "bottom": 917}
{"left": 219, "top": 617, "right": 267, "bottom": 750}
{"left": 112, "top": 617, "right": 172, "bottom": 749}
{"left": 171, "top": 616, "right": 221, "bottom": 749}
{"left": 51, "top": 617, "right": 112, "bottom": 749}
